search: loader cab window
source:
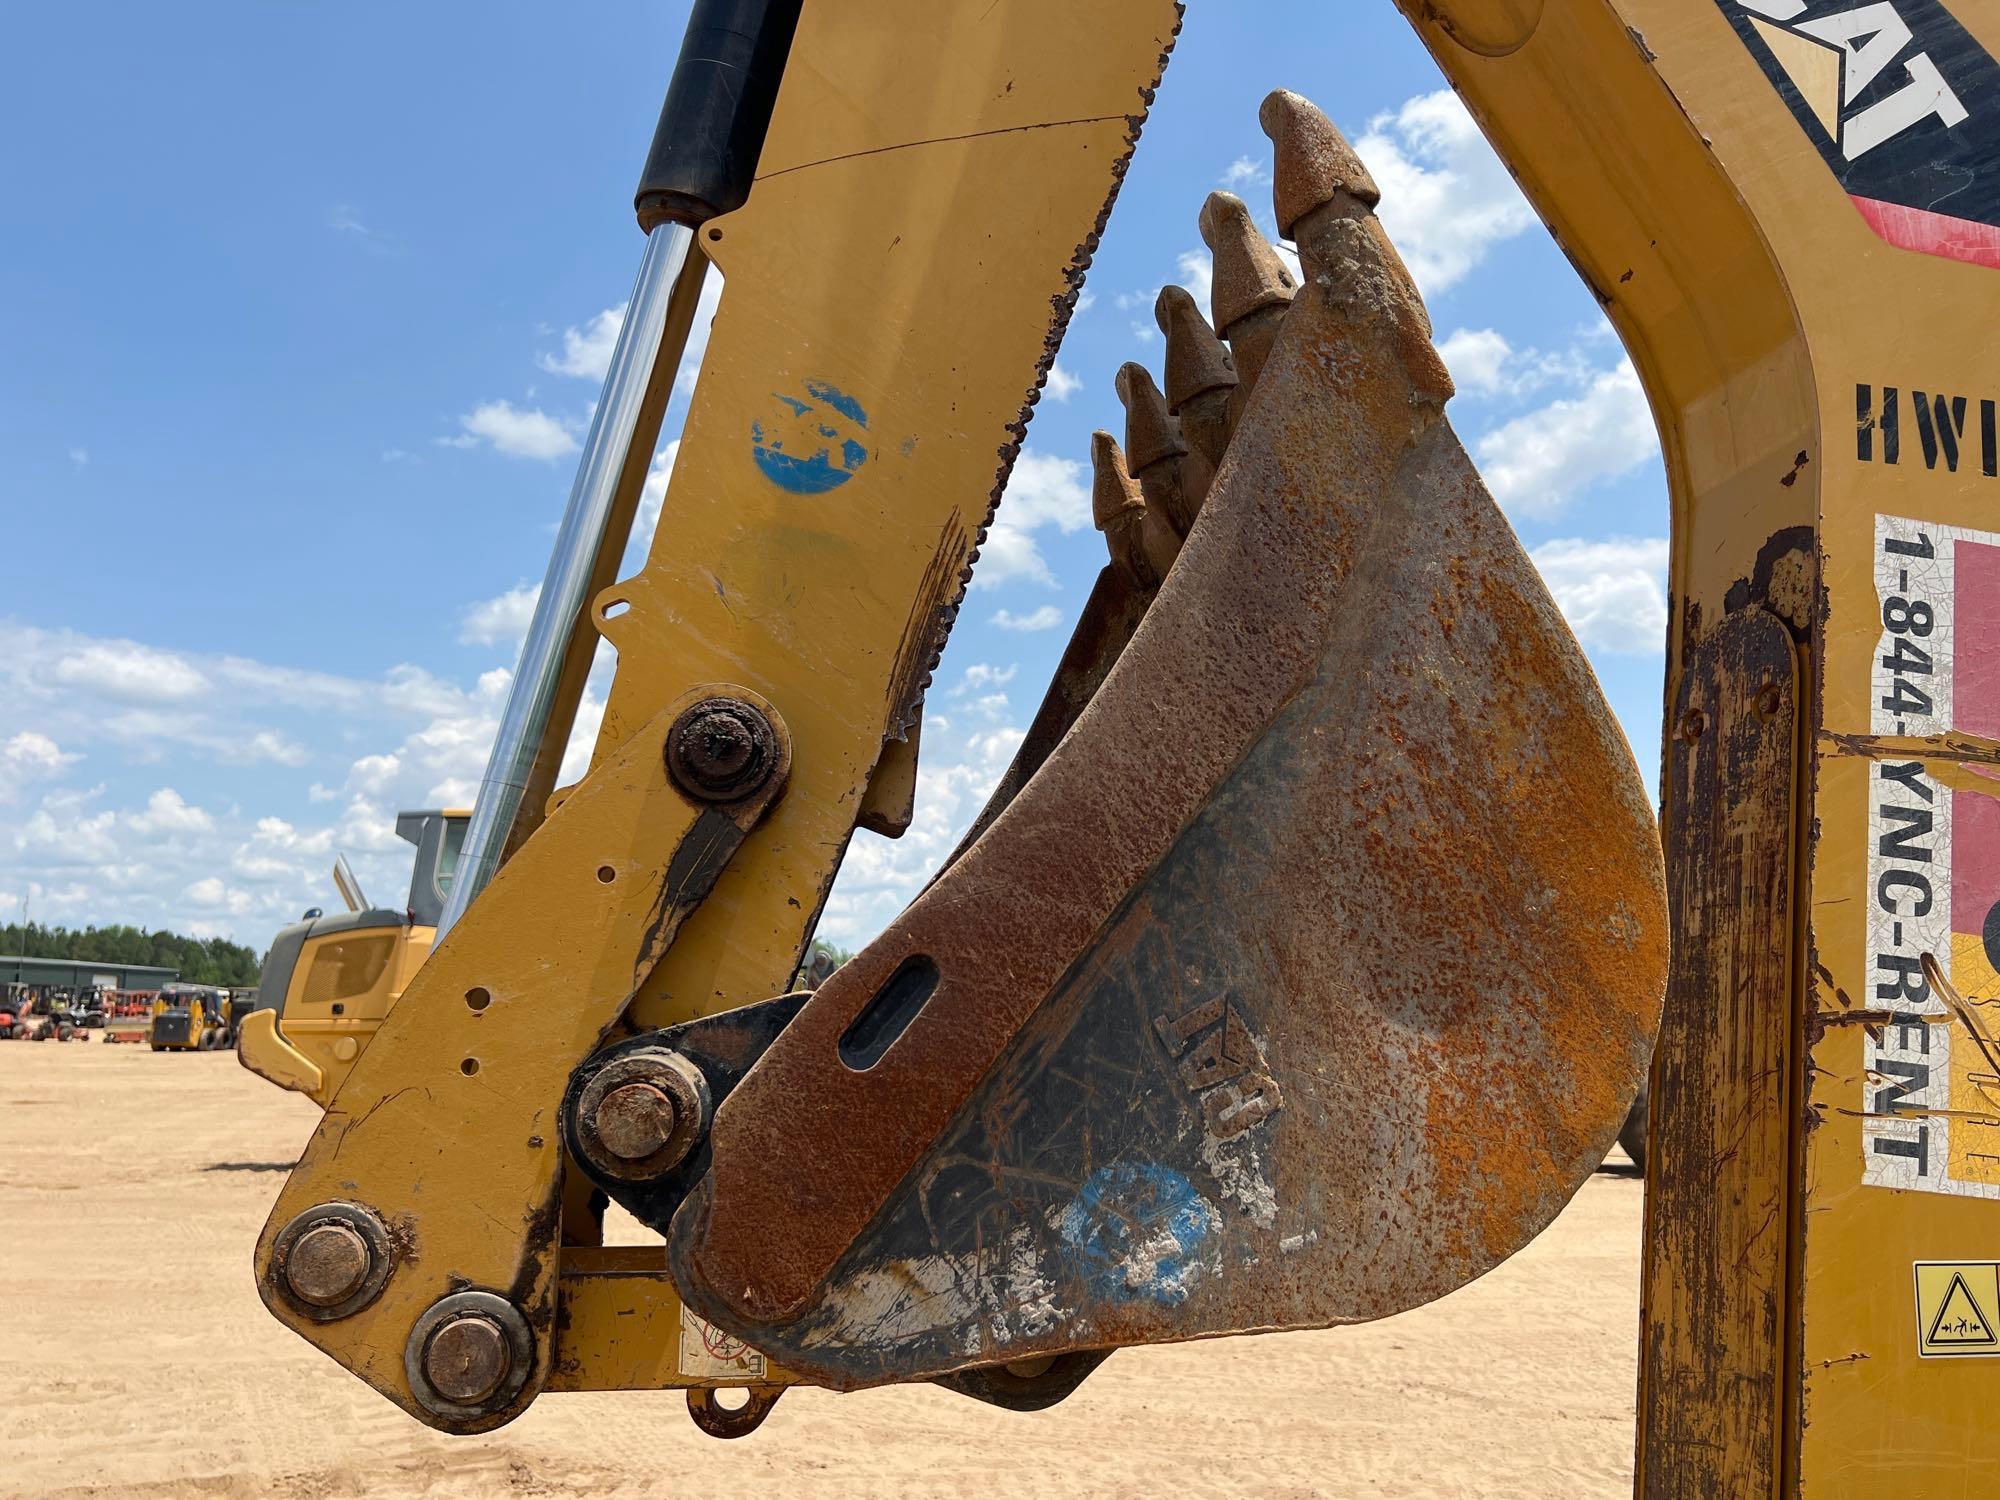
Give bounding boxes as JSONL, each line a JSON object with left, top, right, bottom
{"left": 434, "top": 816, "right": 467, "bottom": 901}
{"left": 395, "top": 809, "right": 470, "bottom": 927}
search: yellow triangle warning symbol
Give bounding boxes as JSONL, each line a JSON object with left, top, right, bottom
{"left": 1926, "top": 1272, "right": 1997, "bottom": 1348}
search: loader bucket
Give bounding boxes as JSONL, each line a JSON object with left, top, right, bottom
{"left": 666, "top": 92, "right": 1669, "bottom": 1389}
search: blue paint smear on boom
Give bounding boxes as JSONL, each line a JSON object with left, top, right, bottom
{"left": 752, "top": 379, "right": 871, "bottom": 494}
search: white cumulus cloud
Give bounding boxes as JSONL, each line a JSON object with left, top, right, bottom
{"left": 978, "top": 450, "right": 1091, "bottom": 590}
{"left": 0, "top": 732, "right": 77, "bottom": 802}
{"left": 1437, "top": 328, "right": 1516, "bottom": 397}
{"left": 348, "top": 753, "right": 402, "bottom": 794}
{"left": 992, "top": 605, "right": 1064, "bottom": 633}
{"left": 460, "top": 582, "right": 541, "bottom": 647}
{"left": 128, "top": 787, "right": 214, "bottom": 836}
{"left": 1475, "top": 358, "right": 1659, "bottom": 518}
{"left": 51, "top": 641, "right": 208, "bottom": 703}
{"left": 241, "top": 730, "right": 308, "bottom": 767}
{"left": 954, "top": 664, "right": 1018, "bottom": 695}
{"left": 627, "top": 438, "right": 682, "bottom": 573}
{"left": 675, "top": 274, "right": 724, "bottom": 399}
{"left": 1437, "top": 326, "right": 1597, "bottom": 402}
{"left": 1178, "top": 250, "right": 1213, "bottom": 314}
{"left": 538, "top": 306, "right": 624, "bottom": 381}
{"left": 815, "top": 720, "right": 1027, "bottom": 948}
{"left": 449, "top": 400, "right": 578, "bottom": 461}
{"left": 1356, "top": 90, "right": 1537, "bottom": 297}
{"left": 1221, "top": 155, "right": 1271, "bottom": 189}
{"left": 183, "top": 876, "right": 255, "bottom": 914}
{"left": 1529, "top": 537, "right": 1669, "bottom": 655}
{"left": 1044, "top": 364, "right": 1083, "bottom": 403}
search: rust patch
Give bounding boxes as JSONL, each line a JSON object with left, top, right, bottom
{"left": 635, "top": 809, "right": 743, "bottom": 981}
{"left": 633, "top": 722, "right": 792, "bottom": 988}
{"left": 1723, "top": 524, "right": 1816, "bottom": 636}
{"left": 1638, "top": 610, "right": 1799, "bottom": 1500}
{"left": 881, "top": 515, "right": 970, "bottom": 740}
{"left": 1818, "top": 727, "right": 2000, "bottom": 768}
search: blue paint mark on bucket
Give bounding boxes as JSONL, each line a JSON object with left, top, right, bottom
{"left": 1058, "top": 1163, "right": 1219, "bottom": 1307}
{"left": 751, "top": 379, "right": 870, "bottom": 494}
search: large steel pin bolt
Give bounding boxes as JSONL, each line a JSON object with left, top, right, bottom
{"left": 268, "top": 1201, "right": 394, "bottom": 1322}
{"left": 667, "top": 696, "right": 778, "bottom": 802}
{"left": 593, "top": 1082, "right": 678, "bottom": 1161}
{"left": 286, "top": 1223, "right": 370, "bottom": 1308}
{"left": 569, "top": 1048, "right": 712, "bottom": 1183}
{"left": 404, "top": 1290, "right": 535, "bottom": 1420}
{"left": 423, "top": 1314, "right": 511, "bottom": 1406}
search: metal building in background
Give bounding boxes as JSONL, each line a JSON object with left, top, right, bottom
{"left": 0, "top": 955, "right": 179, "bottom": 991}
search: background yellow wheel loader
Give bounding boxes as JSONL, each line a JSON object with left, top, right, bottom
{"left": 237, "top": 809, "right": 466, "bottom": 1109}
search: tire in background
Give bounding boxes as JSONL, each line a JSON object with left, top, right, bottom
{"left": 1617, "top": 1080, "right": 1650, "bottom": 1176}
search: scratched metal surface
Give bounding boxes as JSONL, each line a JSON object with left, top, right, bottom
{"left": 670, "top": 102, "right": 1670, "bottom": 1386}
{"left": 1637, "top": 608, "right": 1798, "bottom": 1499}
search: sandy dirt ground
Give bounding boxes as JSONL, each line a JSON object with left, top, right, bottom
{"left": 1, "top": 1042, "right": 1645, "bottom": 1499}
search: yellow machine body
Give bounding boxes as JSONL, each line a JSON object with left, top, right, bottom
{"left": 254, "top": 2, "right": 1181, "bottom": 1426}
{"left": 1397, "top": 0, "right": 2000, "bottom": 1492}
{"left": 245, "top": 0, "right": 2000, "bottom": 1485}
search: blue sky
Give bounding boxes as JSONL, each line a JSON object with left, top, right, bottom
{"left": 0, "top": 2, "right": 1668, "bottom": 948}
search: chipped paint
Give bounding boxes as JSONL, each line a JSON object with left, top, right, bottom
{"left": 1057, "top": 1163, "right": 1220, "bottom": 1308}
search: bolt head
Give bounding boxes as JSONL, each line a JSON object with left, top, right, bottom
{"left": 424, "top": 1314, "right": 511, "bottom": 1405}
{"left": 592, "top": 1082, "right": 678, "bottom": 1160}
{"left": 568, "top": 1049, "right": 711, "bottom": 1183}
{"left": 285, "top": 1222, "right": 371, "bottom": 1308}
{"left": 667, "top": 698, "right": 775, "bottom": 801}
{"left": 685, "top": 712, "right": 753, "bottom": 778}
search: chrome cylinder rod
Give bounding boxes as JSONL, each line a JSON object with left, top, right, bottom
{"left": 438, "top": 220, "right": 698, "bottom": 938}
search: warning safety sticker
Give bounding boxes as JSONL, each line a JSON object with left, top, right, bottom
{"left": 677, "top": 1305, "right": 768, "bottom": 1382}
{"left": 1915, "top": 1262, "right": 2000, "bottom": 1356}
{"left": 1863, "top": 515, "right": 2000, "bottom": 1196}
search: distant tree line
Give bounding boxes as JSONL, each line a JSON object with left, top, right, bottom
{"left": 0, "top": 922, "right": 263, "bottom": 986}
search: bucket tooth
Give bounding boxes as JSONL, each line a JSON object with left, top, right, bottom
{"left": 1091, "top": 430, "right": 1171, "bottom": 589}
{"left": 1116, "top": 362, "right": 1199, "bottom": 538}
{"left": 1260, "top": 88, "right": 1379, "bottom": 239}
{"left": 1155, "top": 285, "right": 1236, "bottom": 494}
{"left": 1265, "top": 90, "right": 1450, "bottom": 408}
{"left": 1198, "top": 190, "right": 1296, "bottom": 400}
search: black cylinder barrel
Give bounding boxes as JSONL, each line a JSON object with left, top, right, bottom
{"left": 634, "top": 0, "right": 806, "bottom": 232}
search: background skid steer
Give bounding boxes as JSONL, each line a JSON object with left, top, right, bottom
{"left": 251, "top": 0, "right": 2000, "bottom": 1491}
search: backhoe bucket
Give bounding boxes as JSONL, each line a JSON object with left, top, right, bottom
{"left": 667, "top": 93, "right": 1669, "bottom": 1390}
